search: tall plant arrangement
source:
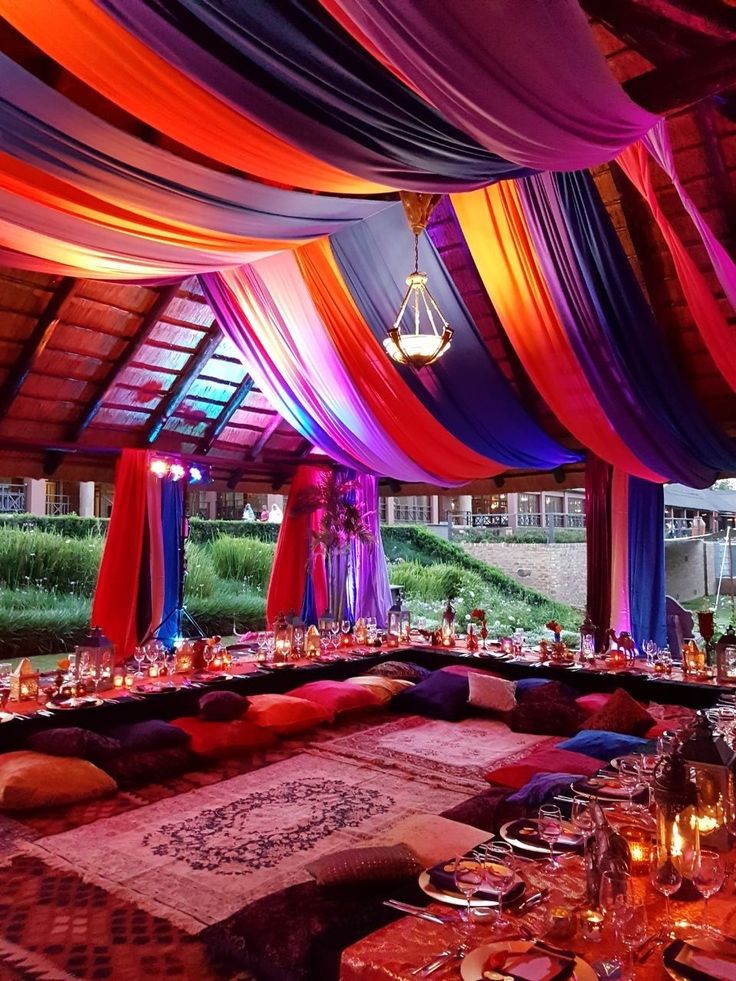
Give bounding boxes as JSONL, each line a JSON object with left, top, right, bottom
{"left": 293, "top": 470, "right": 374, "bottom": 620}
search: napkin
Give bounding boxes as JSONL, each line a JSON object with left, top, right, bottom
{"left": 427, "top": 858, "right": 524, "bottom": 902}
{"left": 664, "top": 939, "right": 736, "bottom": 981}
{"left": 503, "top": 819, "right": 583, "bottom": 853}
{"left": 482, "top": 943, "right": 575, "bottom": 981}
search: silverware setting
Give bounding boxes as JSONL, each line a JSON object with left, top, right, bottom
{"left": 413, "top": 943, "right": 470, "bottom": 977}
{"left": 383, "top": 900, "right": 451, "bottom": 925}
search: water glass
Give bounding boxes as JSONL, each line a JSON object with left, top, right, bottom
{"left": 650, "top": 851, "right": 682, "bottom": 930}
{"left": 618, "top": 755, "right": 643, "bottom": 811}
{"left": 599, "top": 870, "right": 631, "bottom": 926}
{"left": 692, "top": 848, "right": 725, "bottom": 936}
{"left": 452, "top": 856, "right": 484, "bottom": 932}
{"left": 482, "top": 841, "right": 515, "bottom": 931}
{"left": 538, "top": 804, "right": 562, "bottom": 868}
{"left": 642, "top": 639, "right": 658, "bottom": 668}
{"left": 617, "top": 900, "right": 649, "bottom": 978}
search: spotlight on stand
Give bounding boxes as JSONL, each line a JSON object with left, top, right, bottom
{"left": 188, "top": 465, "right": 203, "bottom": 483}
{"left": 149, "top": 457, "right": 210, "bottom": 484}
{"left": 169, "top": 463, "right": 186, "bottom": 482}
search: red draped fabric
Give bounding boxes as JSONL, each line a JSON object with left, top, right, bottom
{"left": 266, "top": 464, "right": 329, "bottom": 625}
{"left": 91, "top": 449, "right": 151, "bottom": 661}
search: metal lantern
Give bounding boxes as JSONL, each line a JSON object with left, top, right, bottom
{"left": 653, "top": 750, "right": 701, "bottom": 886}
{"left": 680, "top": 711, "right": 735, "bottom": 852}
{"left": 75, "top": 626, "right": 115, "bottom": 692}
{"left": 354, "top": 617, "right": 369, "bottom": 646}
{"left": 9, "top": 657, "right": 39, "bottom": 702}
{"left": 305, "top": 625, "right": 320, "bottom": 658}
{"left": 273, "top": 612, "right": 292, "bottom": 662}
{"left": 440, "top": 598, "right": 456, "bottom": 648}
{"left": 174, "top": 639, "right": 195, "bottom": 673}
{"left": 387, "top": 594, "right": 411, "bottom": 645}
{"left": 716, "top": 626, "right": 736, "bottom": 685}
{"left": 579, "top": 614, "right": 597, "bottom": 663}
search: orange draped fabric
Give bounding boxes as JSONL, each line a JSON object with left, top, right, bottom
{"left": 617, "top": 142, "right": 736, "bottom": 392}
{"left": 451, "top": 185, "right": 662, "bottom": 482}
{"left": 295, "top": 238, "right": 500, "bottom": 480}
{"left": 0, "top": 0, "right": 386, "bottom": 195}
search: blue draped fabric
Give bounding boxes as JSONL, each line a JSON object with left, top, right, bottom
{"left": 331, "top": 204, "right": 578, "bottom": 470}
{"left": 518, "top": 171, "right": 736, "bottom": 488}
{"left": 0, "top": 56, "right": 394, "bottom": 241}
{"left": 300, "top": 562, "right": 319, "bottom": 626}
{"left": 100, "top": 0, "right": 532, "bottom": 191}
{"left": 159, "top": 480, "right": 184, "bottom": 647}
{"left": 628, "top": 478, "right": 666, "bottom": 647}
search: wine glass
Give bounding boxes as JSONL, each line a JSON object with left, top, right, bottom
{"left": 452, "top": 856, "right": 484, "bottom": 933}
{"left": 366, "top": 617, "right": 377, "bottom": 643}
{"left": 133, "top": 646, "right": 146, "bottom": 677}
{"left": 538, "top": 804, "right": 562, "bottom": 868}
{"left": 657, "top": 731, "right": 679, "bottom": 757}
{"left": 650, "top": 850, "right": 682, "bottom": 933}
{"left": 202, "top": 643, "right": 214, "bottom": 672}
{"left": 642, "top": 639, "right": 657, "bottom": 669}
{"left": 692, "top": 848, "right": 725, "bottom": 937}
{"left": 617, "top": 899, "right": 649, "bottom": 979}
{"left": 329, "top": 620, "right": 340, "bottom": 650}
{"left": 571, "top": 796, "right": 594, "bottom": 836}
{"left": 599, "top": 870, "right": 631, "bottom": 941}
{"left": 483, "top": 841, "right": 515, "bottom": 933}
{"left": 618, "top": 755, "right": 643, "bottom": 812}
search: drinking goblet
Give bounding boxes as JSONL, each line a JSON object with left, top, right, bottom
{"left": 452, "top": 856, "right": 484, "bottom": 933}
{"left": 617, "top": 899, "right": 649, "bottom": 979}
{"left": 692, "top": 848, "right": 725, "bottom": 937}
{"left": 650, "top": 851, "right": 682, "bottom": 934}
{"left": 538, "top": 804, "right": 562, "bottom": 868}
{"left": 482, "top": 841, "right": 515, "bottom": 933}
{"left": 571, "top": 796, "right": 594, "bottom": 836}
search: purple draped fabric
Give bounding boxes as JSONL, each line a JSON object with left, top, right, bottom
{"left": 346, "top": 471, "right": 392, "bottom": 628}
{"left": 322, "top": 0, "right": 657, "bottom": 170}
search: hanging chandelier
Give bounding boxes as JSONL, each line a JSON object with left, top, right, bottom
{"left": 383, "top": 192, "right": 453, "bottom": 369}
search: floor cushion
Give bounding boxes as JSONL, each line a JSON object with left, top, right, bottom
{"left": 365, "top": 660, "right": 431, "bottom": 683}
{"left": 109, "top": 719, "right": 191, "bottom": 752}
{"left": 580, "top": 688, "right": 655, "bottom": 736}
{"left": 26, "top": 726, "right": 122, "bottom": 765}
{"left": 245, "top": 693, "right": 331, "bottom": 735}
{"left": 517, "top": 680, "right": 577, "bottom": 703}
{"left": 516, "top": 677, "right": 555, "bottom": 697}
{"left": 440, "top": 787, "right": 509, "bottom": 834}
{"left": 364, "top": 813, "right": 489, "bottom": 868}
{"left": 171, "top": 716, "right": 276, "bottom": 758}
{"left": 199, "top": 690, "right": 249, "bottom": 722}
{"left": 556, "top": 729, "right": 649, "bottom": 760}
{"left": 440, "top": 664, "right": 500, "bottom": 678}
{"left": 286, "top": 681, "right": 382, "bottom": 722}
{"left": 485, "top": 747, "right": 600, "bottom": 789}
{"left": 390, "top": 670, "right": 470, "bottom": 721}
{"left": 100, "top": 746, "right": 194, "bottom": 789}
{"left": 506, "top": 771, "right": 586, "bottom": 808}
{"left": 305, "top": 843, "right": 422, "bottom": 889}
{"left": 468, "top": 672, "right": 516, "bottom": 713}
{"left": 576, "top": 692, "right": 612, "bottom": 718}
{"left": 509, "top": 698, "right": 583, "bottom": 737}
{"left": 347, "top": 676, "right": 413, "bottom": 704}
{"left": 0, "top": 751, "right": 117, "bottom": 811}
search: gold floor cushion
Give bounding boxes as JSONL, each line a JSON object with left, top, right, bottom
{"left": 0, "top": 750, "right": 117, "bottom": 811}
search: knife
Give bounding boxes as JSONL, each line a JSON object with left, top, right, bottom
{"left": 383, "top": 901, "right": 449, "bottom": 925}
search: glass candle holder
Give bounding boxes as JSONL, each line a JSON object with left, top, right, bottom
{"left": 580, "top": 909, "right": 604, "bottom": 942}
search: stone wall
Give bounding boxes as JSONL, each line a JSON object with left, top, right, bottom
{"left": 460, "top": 541, "right": 587, "bottom": 608}
{"left": 664, "top": 538, "right": 718, "bottom": 602}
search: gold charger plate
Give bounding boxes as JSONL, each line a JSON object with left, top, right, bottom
{"left": 417, "top": 864, "right": 524, "bottom": 909}
{"left": 461, "top": 940, "right": 596, "bottom": 981}
{"left": 499, "top": 818, "right": 581, "bottom": 856}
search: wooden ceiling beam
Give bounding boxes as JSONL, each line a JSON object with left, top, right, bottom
{"left": 0, "top": 277, "right": 76, "bottom": 422}
{"left": 144, "top": 320, "right": 223, "bottom": 444}
{"left": 624, "top": 40, "right": 736, "bottom": 115}
{"left": 226, "top": 412, "right": 284, "bottom": 489}
{"left": 196, "top": 373, "right": 255, "bottom": 455}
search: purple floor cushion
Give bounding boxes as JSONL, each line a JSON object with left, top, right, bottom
{"left": 506, "top": 771, "right": 585, "bottom": 808}
{"left": 440, "top": 786, "right": 509, "bottom": 833}
{"left": 391, "top": 670, "right": 470, "bottom": 721}
{"left": 199, "top": 690, "right": 249, "bottom": 722}
{"left": 100, "top": 746, "right": 195, "bottom": 789}
{"left": 27, "top": 727, "right": 121, "bottom": 765}
{"left": 109, "top": 719, "right": 191, "bottom": 752}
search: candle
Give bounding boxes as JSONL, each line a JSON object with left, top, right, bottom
{"left": 211, "top": 657, "right": 223, "bottom": 670}
{"left": 148, "top": 664, "right": 159, "bottom": 678}
{"left": 620, "top": 825, "right": 654, "bottom": 874}
{"left": 124, "top": 674, "right": 134, "bottom": 689}
{"left": 386, "top": 634, "right": 399, "bottom": 649}
{"left": 580, "top": 909, "right": 604, "bottom": 942}
{"left": 113, "top": 674, "right": 124, "bottom": 689}
{"left": 547, "top": 905, "right": 576, "bottom": 940}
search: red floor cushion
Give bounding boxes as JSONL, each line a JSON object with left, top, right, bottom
{"left": 286, "top": 681, "right": 382, "bottom": 722}
{"left": 245, "top": 693, "right": 331, "bottom": 735}
{"left": 580, "top": 687, "right": 655, "bottom": 736}
{"left": 171, "top": 716, "right": 276, "bottom": 758}
{"left": 0, "top": 751, "right": 117, "bottom": 811}
{"left": 485, "top": 747, "right": 600, "bottom": 789}
{"left": 575, "top": 693, "right": 612, "bottom": 718}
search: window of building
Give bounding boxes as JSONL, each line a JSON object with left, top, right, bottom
{"left": 518, "top": 493, "right": 540, "bottom": 514}
{"left": 472, "top": 494, "right": 508, "bottom": 513}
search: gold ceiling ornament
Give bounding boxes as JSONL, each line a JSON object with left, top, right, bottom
{"left": 383, "top": 192, "right": 453, "bottom": 369}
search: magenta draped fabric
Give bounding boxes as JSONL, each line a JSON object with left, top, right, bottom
{"left": 585, "top": 455, "right": 612, "bottom": 652}
{"left": 321, "top": 0, "right": 657, "bottom": 170}
{"left": 347, "top": 472, "right": 392, "bottom": 627}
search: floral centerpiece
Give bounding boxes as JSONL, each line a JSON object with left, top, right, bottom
{"left": 469, "top": 607, "right": 488, "bottom": 651}
{"left": 545, "top": 620, "right": 572, "bottom": 663}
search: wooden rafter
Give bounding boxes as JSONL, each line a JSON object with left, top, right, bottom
{"left": 196, "top": 373, "right": 255, "bottom": 455}
{"left": 144, "top": 320, "right": 223, "bottom": 444}
{"left": 624, "top": 40, "right": 736, "bottom": 114}
{"left": 0, "top": 277, "right": 76, "bottom": 421}
{"left": 43, "top": 282, "right": 182, "bottom": 476}
{"left": 226, "top": 412, "right": 283, "bottom": 489}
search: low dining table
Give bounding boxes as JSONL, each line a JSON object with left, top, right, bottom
{"left": 340, "top": 851, "right": 736, "bottom": 979}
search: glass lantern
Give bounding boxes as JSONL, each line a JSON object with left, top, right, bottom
{"left": 680, "top": 711, "right": 735, "bottom": 853}
{"left": 653, "top": 750, "right": 701, "bottom": 889}
{"left": 75, "top": 626, "right": 115, "bottom": 692}
{"left": 579, "top": 614, "right": 597, "bottom": 663}
{"left": 291, "top": 621, "right": 305, "bottom": 657}
{"left": 305, "top": 625, "right": 320, "bottom": 658}
{"left": 440, "top": 598, "right": 456, "bottom": 648}
{"left": 354, "top": 617, "right": 369, "bottom": 646}
{"left": 9, "top": 657, "right": 39, "bottom": 702}
{"left": 272, "top": 613, "right": 292, "bottom": 662}
{"left": 716, "top": 626, "right": 736, "bottom": 686}
{"left": 387, "top": 595, "right": 411, "bottom": 645}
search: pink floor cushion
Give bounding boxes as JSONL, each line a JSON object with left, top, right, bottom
{"left": 171, "top": 716, "right": 276, "bottom": 758}
{"left": 575, "top": 692, "right": 612, "bottom": 718}
{"left": 286, "top": 681, "right": 383, "bottom": 722}
{"left": 0, "top": 751, "right": 117, "bottom": 811}
{"left": 245, "top": 693, "right": 331, "bottom": 735}
{"left": 485, "top": 747, "right": 600, "bottom": 789}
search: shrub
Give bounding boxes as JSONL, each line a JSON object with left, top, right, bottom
{"left": 0, "top": 528, "right": 102, "bottom": 594}
{"left": 0, "top": 514, "right": 109, "bottom": 538}
{"left": 209, "top": 536, "right": 275, "bottom": 590}
{"left": 183, "top": 544, "right": 217, "bottom": 599}
{"left": 187, "top": 585, "right": 266, "bottom": 635}
{"left": 0, "top": 589, "right": 90, "bottom": 657}
{"left": 188, "top": 519, "right": 280, "bottom": 544}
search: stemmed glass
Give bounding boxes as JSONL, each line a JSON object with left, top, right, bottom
{"left": 571, "top": 796, "right": 594, "bottom": 837}
{"left": 452, "top": 856, "right": 484, "bottom": 933}
{"left": 482, "top": 841, "right": 515, "bottom": 934}
{"left": 202, "top": 643, "right": 215, "bottom": 672}
{"left": 133, "top": 645, "right": 146, "bottom": 678}
{"left": 618, "top": 755, "right": 643, "bottom": 812}
{"left": 538, "top": 804, "right": 562, "bottom": 868}
{"left": 599, "top": 870, "right": 631, "bottom": 958}
{"left": 642, "top": 639, "right": 658, "bottom": 669}
{"left": 692, "top": 848, "right": 726, "bottom": 937}
{"left": 650, "top": 850, "right": 682, "bottom": 934}
{"left": 329, "top": 620, "right": 340, "bottom": 650}
{"left": 617, "top": 899, "right": 649, "bottom": 979}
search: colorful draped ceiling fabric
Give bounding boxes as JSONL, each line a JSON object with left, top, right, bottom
{"left": 92, "top": 450, "right": 184, "bottom": 659}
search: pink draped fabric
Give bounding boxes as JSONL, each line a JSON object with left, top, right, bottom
{"left": 610, "top": 469, "right": 632, "bottom": 634}
{"left": 321, "top": 0, "right": 656, "bottom": 170}
{"left": 146, "top": 476, "right": 165, "bottom": 640}
{"left": 644, "top": 121, "right": 736, "bottom": 318}
{"left": 617, "top": 142, "right": 736, "bottom": 391}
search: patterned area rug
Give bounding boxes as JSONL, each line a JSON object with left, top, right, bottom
{"left": 310, "top": 716, "right": 555, "bottom": 790}
{"left": 28, "top": 754, "right": 466, "bottom": 931}
{"left": 0, "top": 853, "right": 235, "bottom": 981}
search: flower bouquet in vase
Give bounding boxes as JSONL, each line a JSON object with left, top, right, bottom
{"left": 469, "top": 607, "right": 487, "bottom": 651}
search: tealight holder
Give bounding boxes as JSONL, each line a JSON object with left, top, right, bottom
{"left": 580, "top": 909, "right": 604, "bottom": 942}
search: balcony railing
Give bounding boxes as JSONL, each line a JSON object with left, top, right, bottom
{"left": 45, "top": 494, "right": 71, "bottom": 516}
{"left": 393, "top": 503, "right": 432, "bottom": 523}
{"left": 0, "top": 483, "right": 26, "bottom": 513}
{"left": 448, "top": 510, "right": 586, "bottom": 530}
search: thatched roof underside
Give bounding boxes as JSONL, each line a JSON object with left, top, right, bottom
{"left": 0, "top": 0, "right": 734, "bottom": 494}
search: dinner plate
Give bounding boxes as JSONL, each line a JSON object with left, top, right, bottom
{"left": 0, "top": 711, "right": 15, "bottom": 723}
{"left": 663, "top": 939, "right": 736, "bottom": 981}
{"left": 499, "top": 819, "right": 582, "bottom": 856}
{"left": 571, "top": 775, "right": 645, "bottom": 802}
{"left": 461, "top": 940, "right": 596, "bottom": 981}
{"left": 417, "top": 869, "right": 524, "bottom": 909}
{"left": 45, "top": 696, "right": 103, "bottom": 710}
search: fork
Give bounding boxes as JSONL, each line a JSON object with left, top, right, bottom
{"left": 418, "top": 944, "right": 470, "bottom": 977}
